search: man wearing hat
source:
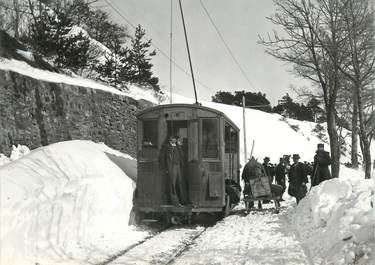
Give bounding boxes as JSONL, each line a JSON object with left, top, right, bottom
{"left": 311, "top": 143, "right": 332, "bottom": 187}
{"left": 288, "top": 154, "right": 309, "bottom": 204}
{"left": 275, "top": 157, "right": 286, "bottom": 200}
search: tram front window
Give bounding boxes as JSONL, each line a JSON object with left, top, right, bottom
{"left": 202, "top": 118, "right": 219, "bottom": 159}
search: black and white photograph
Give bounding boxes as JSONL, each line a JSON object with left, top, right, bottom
{"left": 0, "top": 0, "right": 374, "bottom": 264}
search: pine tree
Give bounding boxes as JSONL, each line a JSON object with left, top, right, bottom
{"left": 127, "top": 25, "right": 159, "bottom": 91}
{"left": 30, "top": 7, "right": 91, "bottom": 72}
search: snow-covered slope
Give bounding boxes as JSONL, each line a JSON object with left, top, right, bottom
{"left": 0, "top": 140, "right": 148, "bottom": 265}
{"left": 165, "top": 93, "right": 355, "bottom": 165}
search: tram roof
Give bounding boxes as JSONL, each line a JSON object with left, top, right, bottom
{"left": 137, "top": 103, "right": 239, "bottom": 131}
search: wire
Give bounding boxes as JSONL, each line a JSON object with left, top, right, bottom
{"left": 199, "top": 0, "right": 257, "bottom": 91}
{"left": 104, "top": 0, "right": 217, "bottom": 94}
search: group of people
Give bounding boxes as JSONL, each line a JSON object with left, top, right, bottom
{"left": 160, "top": 133, "right": 333, "bottom": 208}
{"left": 243, "top": 143, "right": 333, "bottom": 206}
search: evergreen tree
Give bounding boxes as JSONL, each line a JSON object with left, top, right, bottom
{"left": 126, "top": 24, "right": 159, "bottom": 91}
{"left": 30, "top": 7, "right": 91, "bottom": 72}
{"left": 273, "top": 94, "right": 315, "bottom": 121}
{"left": 211, "top": 91, "right": 236, "bottom": 105}
{"left": 212, "top": 90, "right": 271, "bottom": 112}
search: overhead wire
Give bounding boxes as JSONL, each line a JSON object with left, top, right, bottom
{"left": 104, "top": 0, "right": 217, "bottom": 94}
{"left": 199, "top": 0, "right": 257, "bottom": 91}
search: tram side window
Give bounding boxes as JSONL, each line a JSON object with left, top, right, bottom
{"left": 142, "top": 120, "right": 158, "bottom": 148}
{"left": 225, "top": 124, "right": 238, "bottom": 153}
{"left": 202, "top": 118, "right": 219, "bottom": 159}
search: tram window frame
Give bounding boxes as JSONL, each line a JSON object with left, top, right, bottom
{"left": 201, "top": 118, "right": 220, "bottom": 159}
{"left": 225, "top": 123, "right": 238, "bottom": 154}
{"left": 142, "top": 119, "right": 158, "bottom": 149}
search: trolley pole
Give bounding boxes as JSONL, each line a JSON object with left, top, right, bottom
{"left": 169, "top": 0, "right": 173, "bottom": 104}
{"left": 243, "top": 94, "right": 247, "bottom": 161}
{"left": 178, "top": 0, "right": 198, "bottom": 104}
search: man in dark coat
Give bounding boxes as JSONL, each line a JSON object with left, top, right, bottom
{"left": 288, "top": 154, "right": 308, "bottom": 204}
{"left": 262, "top": 157, "right": 272, "bottom": 203}
{"left": 159, "top": 136, "right": 186, "bottom": 206}
{"left": 311, "top": 143, "right": 332, "bottom": 187}
{"left": 275, "top": 157, "right": 286, "bottom": 200}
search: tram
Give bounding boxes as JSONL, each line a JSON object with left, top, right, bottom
{"left": 132, "top": 103, "right": 241, "bottom": 224}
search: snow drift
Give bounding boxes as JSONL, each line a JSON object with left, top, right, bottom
{"left": 0, "top": 140, "right": 147, "bottom": 265}
{"left": 290, "top": 167, "right": 375, "bottom": 265}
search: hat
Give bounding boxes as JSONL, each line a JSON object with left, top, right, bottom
{"left": 317, "top": 143, "right": 324, "bottom": 149}
{"left": 264, "top": 157, "right": 270, "bottom": 162}
{"left": 292, "top": 154, "right": 300, "bottom": 159}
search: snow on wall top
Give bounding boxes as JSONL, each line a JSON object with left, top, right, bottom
{"left": 0, "top": 57, "right": 159, "bottom": 104}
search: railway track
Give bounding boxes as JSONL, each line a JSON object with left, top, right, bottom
{"left": 99, "top": 224, "right": 207, "bottom": 265}
{"left": 97, "top": 223, "right": 170, "bottom": 265}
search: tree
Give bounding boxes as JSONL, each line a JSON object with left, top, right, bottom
{"left": 273, "top": 94, "right": 315, "bottom": 121}
{"left": 259, "top": 0, "right": 348, "bottom": 178}
{"left": 94, "top": 25, "right": 160, "bottom": 91}
{"left": 337, "top": 0, "right": 375, "bottom": 178}
{"left": 126, "top": 24, "right": 159, "bottom": 91}
{"left": 29, "top": 6, "right": 91, "bottom": 72}
{"left": 307, "top": 96, "right": 325, "bottom": 122}
{"left": 212, "top": 90, "right": 272, "bottom": 112}
{"left": 66, "top": 0, "right": 129, "bottom": 52}
{"left": 211, "top": 91, "right": 236, "bottom": 105}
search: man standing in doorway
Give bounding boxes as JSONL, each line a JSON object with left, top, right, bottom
{"left": 159, "top": 136, "right": 185, "bottom": 206}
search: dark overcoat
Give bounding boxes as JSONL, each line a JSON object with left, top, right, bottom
{"left": 312, "top": 150, "right": 332, "bottom": 186}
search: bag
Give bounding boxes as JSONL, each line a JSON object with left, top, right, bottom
{"left": 249, "top": 175, "right": 271, "bottom": 197}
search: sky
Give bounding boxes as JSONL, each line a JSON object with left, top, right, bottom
{"left": 99, "top": 0, "right": 309, "bottom": 106}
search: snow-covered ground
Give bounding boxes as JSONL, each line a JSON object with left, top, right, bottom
{"left": 1, "top": 57, "right": 374, "bottom": 265}
{"left": 0, "top": 140, "right": 148, "bottom": 265}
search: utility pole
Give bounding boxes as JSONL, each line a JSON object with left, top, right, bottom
{"left": 243, "top": 94, "right": 247, "bottom": 161}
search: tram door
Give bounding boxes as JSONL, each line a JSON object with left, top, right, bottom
{"left": 166, "top": 119, "right": 199, "bottom": 205}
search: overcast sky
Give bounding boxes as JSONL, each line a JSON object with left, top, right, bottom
{"left": 100, "top": 0, "right": 309, "bottom": 105}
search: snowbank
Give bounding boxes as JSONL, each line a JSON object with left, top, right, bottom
{"left": 0, "top": 140, "right": 148, "bottom": 265}
{"left": 0, "top": 144, "right": 30, "bottom": 166}
{"left": 289, "top": 167, "right": 375, "bottom": 265}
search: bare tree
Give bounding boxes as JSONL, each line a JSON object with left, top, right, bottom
{"left": 259, "top": 0, "right": 347, "bottom": 178}
{"left": 338, "top": 0, "right": 375, "bottom": 178}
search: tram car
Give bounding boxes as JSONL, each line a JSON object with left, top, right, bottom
{"left": 132, "top": 103, "right": 241, "bottom": 224}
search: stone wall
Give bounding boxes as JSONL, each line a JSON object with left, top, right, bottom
{"left": 0, "top": 70, "right": 153, "bottom": 157}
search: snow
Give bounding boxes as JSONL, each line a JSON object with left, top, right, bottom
{"left": 289, "top": 167, "right": 375, "bottom": 265}
{"left": 109, "top": 226, "right": 205, "bottom": 265}
{"left": 16, "top": 49, "right": 35, "bottom": 62}
{"left": 0, "top": 57, "right": 160, "bottom": 104}
{"left": 0, "top": 144, "right": 30, "bottom": 166}
{"left": 67, "top": 26, "right": 112, "bottom": 65}
{"left": 0, "top": 140, "right": 149, "bottom": 265}
{"left": 1, "top": 54, "right": 374, "bottom": 265}
{"left": 175, "top": 210, "right": 311, "bottom": 265}
{"left": 164, "top": 93, "right": 337, "bottom": 165}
